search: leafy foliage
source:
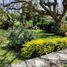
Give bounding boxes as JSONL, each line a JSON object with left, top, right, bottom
{"left": 21, "top": 37, "right": 67, "bottom": 58}
{"left": 8, "top": 27, "right": 36, "bottom": 51}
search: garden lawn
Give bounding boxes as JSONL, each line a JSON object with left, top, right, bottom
{"left": 0, "top": 29, "right": 22, "bottom": 67}
{"left": 0, "top": 29, "right": 65, "bottom": 66}
{"left": 29, "top": 29, "right": 63, "bottom": 39}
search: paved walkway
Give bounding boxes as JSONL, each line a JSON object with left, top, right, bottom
{"left": 6, "top": 49, "right": 67, "bottom": 67}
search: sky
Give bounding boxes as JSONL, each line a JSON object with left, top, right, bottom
{"left": 0, "top": 0, "right": 2, "bottom": 3}
{"left": 0, "top": 0, "right": 62, "bottom": 4}
{"left": 0, "top": 0, "right": 62, "bottom": 6}
{"left": 0, "top": 0, "right": 63, "bottom": 13}
{"left": 0, "top": 0, "right": 62, "bottom": 8}
{"left": 0, "top": 0, "right": 14, "bottom": 4}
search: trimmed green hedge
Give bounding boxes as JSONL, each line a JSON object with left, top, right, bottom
{"left": 21, "top": 37, "right": 67, "bottom": 58}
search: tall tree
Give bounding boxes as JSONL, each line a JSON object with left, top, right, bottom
{"left": 2, "top": 0, "right": 67, "bottom": 32}
{"left": 3, "top": 0, "right": 67, "bottom": 22}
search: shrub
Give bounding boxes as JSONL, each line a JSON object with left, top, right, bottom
{"left": 37, "top": 21, "right": 56, "bottom": 32}
{"left": 14, "top": 21, "right": 22, "bottom": 28}
{"left": 8, "top": 27, "right": 36, "bottom": 51}
{"left": 58, "top": 23, "right": 67, "bottom": 34}
{"left": 21, "top": 37, "right": 67, "bottom": 58}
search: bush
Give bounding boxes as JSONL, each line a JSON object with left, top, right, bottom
{"left": 57, "top": 23, "right": 67, "bottom": 34}
{"left": 37, "top": 21, "right": 56, "bottom": 32}
{"left": 14, "top": 21, "right": 22, "bottom": 28}
{"left": 21, "top": 37, "right": 67, "bottom": 58}
{"left": 8, "top": 27, "right": 36, "bottom": 51}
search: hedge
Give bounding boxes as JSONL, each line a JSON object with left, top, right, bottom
{"left": 21, "top": 37, "right": 67, "bottom": 58}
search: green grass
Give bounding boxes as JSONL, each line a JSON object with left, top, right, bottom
{"left": 0, "top": 29, "right": 9, "bottom": 36}
{"left": 30, "top": 29, "right": 62, "bottom": 39}
{"left": 0, "top": 29, "right": 65, "bottom": 66}
{"left": 63, "top": 64, "right": 67, "bottom": 67}
{"left": 0, "top": 47, "right": 22, "bottom": 66}
{"left": 0, "top": 29, "right": 22, "bottom": 67}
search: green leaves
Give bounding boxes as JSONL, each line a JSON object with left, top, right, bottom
{"left": 8, "top": 27, "right": 35, "bottom": 50}
{"left": 21, "top": 37, "right": 67, "bottom": 58}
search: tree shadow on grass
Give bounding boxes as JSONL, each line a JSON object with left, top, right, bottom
{"left": 0, "top": 46, "right": 18, "bottom": 67}
{"left": 0, "top": 50, "right": 9, "bottom": 67}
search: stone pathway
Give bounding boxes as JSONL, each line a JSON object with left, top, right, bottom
{"left": 6, "top": 49, "right": 67, "bottom": 67}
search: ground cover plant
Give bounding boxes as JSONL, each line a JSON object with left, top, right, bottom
{"left": 21, "top": 37, "right": 67, "bottom": 59}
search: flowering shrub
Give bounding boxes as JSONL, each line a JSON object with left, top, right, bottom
{"left": 21, "top": 37, "right": 67, "bottom": 58}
